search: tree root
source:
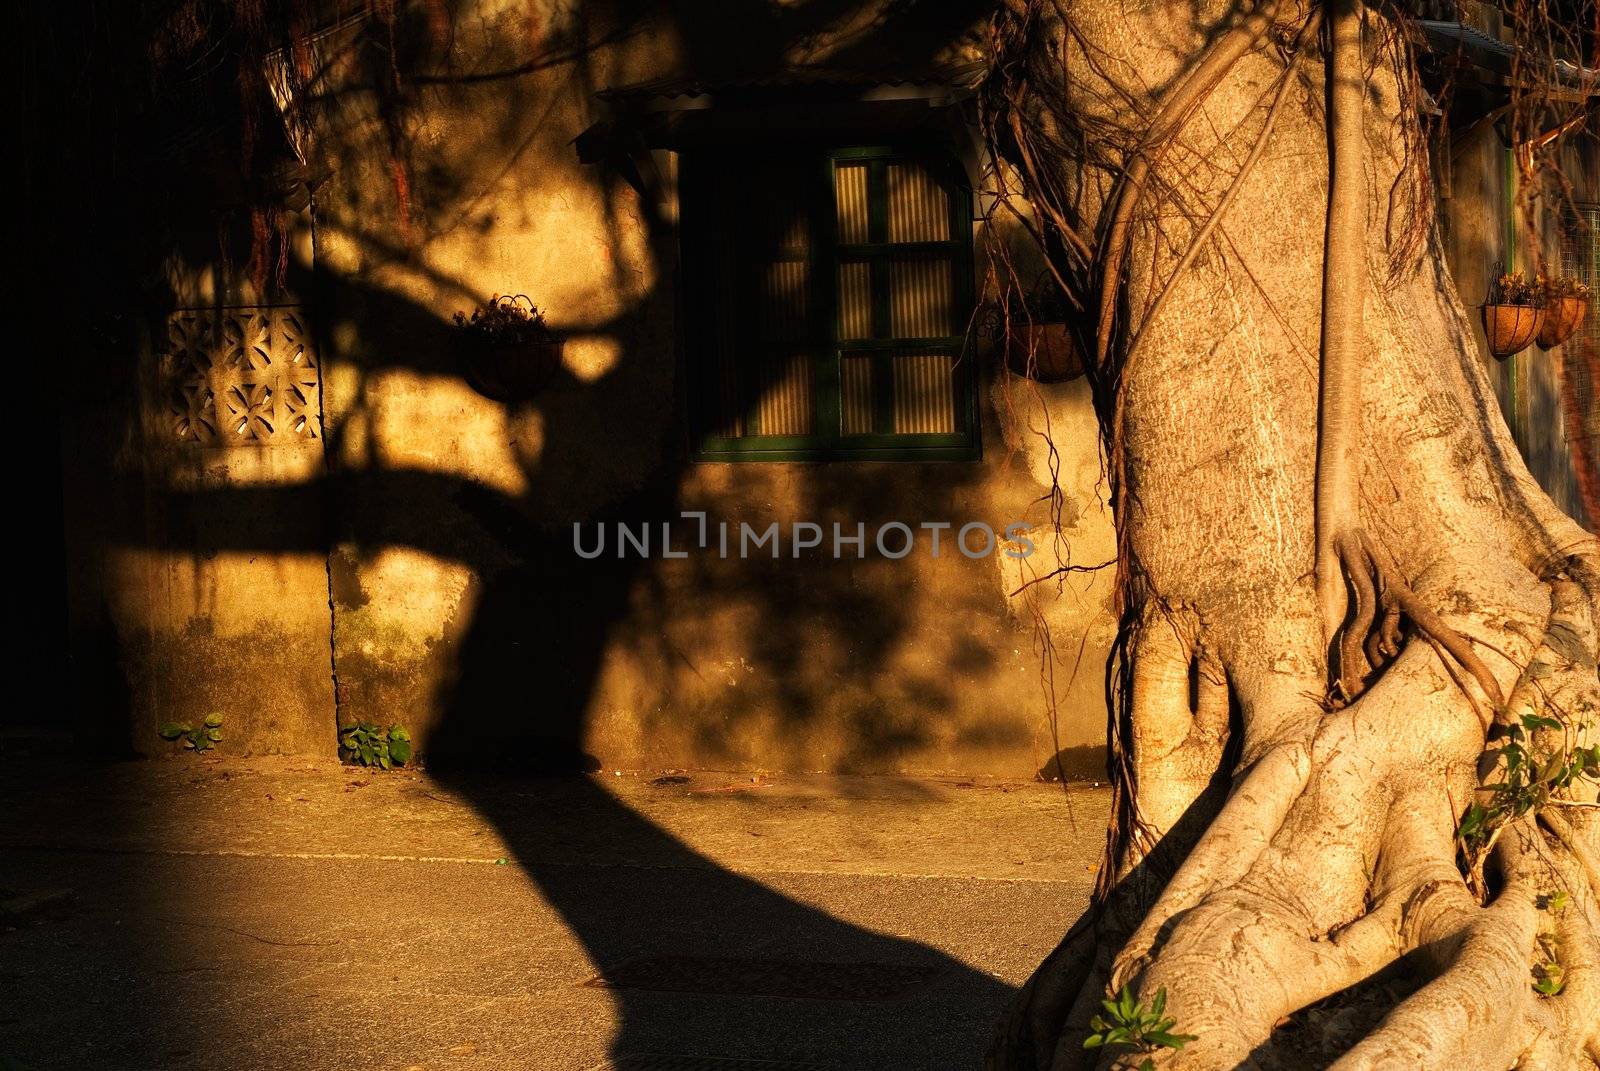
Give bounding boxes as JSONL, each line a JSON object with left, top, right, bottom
{"left": 993, "top": 566, "right": 1600, "bottom": 1069}
{"left": 983, "top": 0, "right": 1600, "bottom": 1063}
{"left": 1331, "top": 531, "right": 1505, "bottom": 714}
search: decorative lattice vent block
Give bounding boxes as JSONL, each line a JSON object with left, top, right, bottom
{"left": 163, "top": 306, "right": 320, "bottom": 446}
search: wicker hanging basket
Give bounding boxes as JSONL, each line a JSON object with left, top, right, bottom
{"left": 1481, "top": 304, "right": 1543, "bottom": 360}
{"left": 1536, "top": 295, "right": 1589, "bottom": 349}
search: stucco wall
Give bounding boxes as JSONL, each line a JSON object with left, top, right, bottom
{"left": 300, "top": 3, "right": 1118, "bottom": 775}
{"left": 63, "top": 263, "right": 339, "bottom": 758}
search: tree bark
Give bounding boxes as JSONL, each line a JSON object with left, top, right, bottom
{"left": 984, "top": 0, "right": 1600, "bottom": 1066}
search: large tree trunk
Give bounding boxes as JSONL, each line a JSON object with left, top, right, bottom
{"left": 984, "top": 0, "right": 1600, "bottom": 1067}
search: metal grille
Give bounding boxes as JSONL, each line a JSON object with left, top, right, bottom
{"left": 1559, "top": 205, "right": 1599, "bottom": 444}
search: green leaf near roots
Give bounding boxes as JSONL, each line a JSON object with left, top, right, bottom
{"left": 203, "top": 713, "right": 223, "bottom": 728}
{"left": 158, "top": 723, "right": 190, "bottom": 739}
{"left": 1534, "top": 963, "right": 1565, "bottom": 996}
{"left": 388, "top": 735, "right": 413, "bottom": 765}
{"left": 1150, "top": 1030, "right": 1197, "bottom": 1048}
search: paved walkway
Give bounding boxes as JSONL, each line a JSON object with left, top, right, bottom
{"left": 0, "top": 755, "right": 1107, "bottom": 1071}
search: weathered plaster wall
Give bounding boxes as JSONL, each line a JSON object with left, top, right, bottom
{"left": 303, "top": 2, "right": 1118, "bottom": 775}
{"left": 63, "top": 262, "right": 340, "bottom": 758}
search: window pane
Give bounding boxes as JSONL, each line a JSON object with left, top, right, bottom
{"left": 753, "top": 352, "right": 815, "bottom": 435}
{"left": 760, "top": 189, "right": 810, "bottom": 255}
{"left": 840, "top": 355, "right": 874, "bottom": 436}
{"left": 761, "top": 259, "right": 809, "bottom": 342}
{"left": 892, "top": 353, "right": 958, "bottom": 433}
{"left": 704, "top": 211, "right": 745, "bottom": 438}
{"left": 889, "top": 259, "right": 953, "bottom": 337}
{"left": 838, "top": 261, "right": 872, "bottom": 340}
{"left": 695, "top": 157, "right": 815, "bottom": 440}
{"left": 887, "top": 163, "right": 950, "bottom": 243}
{"left": 835, "top": 163, "right": 870, "bottom": 244}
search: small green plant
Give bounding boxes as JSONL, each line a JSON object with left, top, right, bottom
{"left": 1537, "top": 889, "right": 1571, "bottom": 914}
{"left": 158, "top": 713, "right": 223, "bottom": 752}
{"left": 1084, "top": 985, "right": 1197, "bottom": 1070}
{"left": 339, "top": 723, "right": 413, "bottom": 769}
{"left": 1533, "top": 934, "right": 1566, "bottom": 996}
{"left": 1456, "top": 713, "right": 1600, "bottom": 892}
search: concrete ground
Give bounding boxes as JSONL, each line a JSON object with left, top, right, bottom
{"left": 0, "top": 754, "right": 1108, "bottom": 1071}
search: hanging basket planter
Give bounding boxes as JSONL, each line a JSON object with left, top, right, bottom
{"left": 1005, "top": 322, "right": 1084, "bottom": 383}
{"left": 997, "top": 276, "right": 1084, "bottom": 383}
{"left": 451, "top": 294, "right": 564, "bottom": 402}
{"left": 1536, "top": 294, "right": 1589, "bottom": 349}
{"left": 1482, "top": 304, "right": 1544, "bottom": 360}
{"left": 458, "top": 337, "right": 565, "bottom": 401}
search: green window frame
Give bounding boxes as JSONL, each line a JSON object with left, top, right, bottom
{"left": 681, "top": 145, "right": 979, "bottom": 461}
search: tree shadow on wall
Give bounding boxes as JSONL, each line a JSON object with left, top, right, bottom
{"left": 152, "top": 244, "right": 1016, "bottom": 1066}
{"left": 290, "top": 236, "right": 1013, "bottom": 1068}
{"left": 40, "top": 0, "right": 1027, "bottom": 1065}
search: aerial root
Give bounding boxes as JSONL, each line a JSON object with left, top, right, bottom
{"left": 1093, "top": 0, "right": 1282, "bottom": 371}
{"left": 1331, "top": 530, "right": 1505, "bottom": 714}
